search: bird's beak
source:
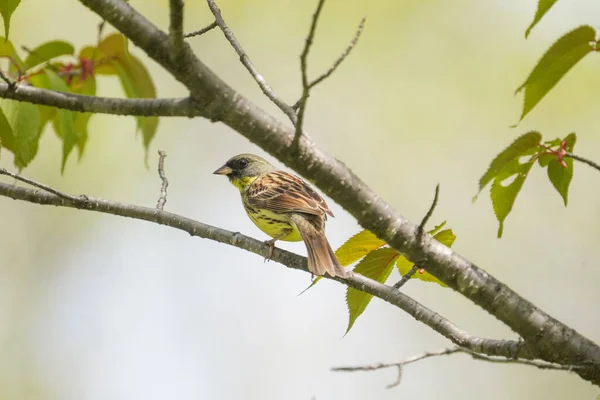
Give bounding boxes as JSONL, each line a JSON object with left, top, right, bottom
{"left": 213, "top": 165, "right": 233, "bottom": 175}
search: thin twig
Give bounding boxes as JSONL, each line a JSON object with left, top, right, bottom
{"left": 393, "top": 265, "right": 419, "bottom": 290}
{"left": 293, "top": 0, "right": 326, "bottom": 147}
{"left": 0, "top": 168, "right": 86, "bottom": 203}
{"left": 332, "top": 346, "right": 586, "bottom": 389}
{"left": 417, "top": 183, "right": 440, "bottom": 239}
{"left": 206, "top": 0, "right": 297, "bottom": 124}
{"left": 169, "top": 0, "right": 185, "bottom": 60}
{"left": 156, "top": 150, "right": 169, "bottom": 210}
{"left": 565, "top": 152, "right": 600, "bottom": 173}
{"left": 393, "top": 184, "right": 440, "bottom": 289}
{"left": 0, "top": 69, "right": 15, "bottom": 89}
{"left": 184, "top": 21, "right": 218, "bottom": 38}
{"left": 294, "top": 16, "right": 365, "bottom": 106}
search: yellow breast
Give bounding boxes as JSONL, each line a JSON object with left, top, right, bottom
{"left": 244, "top": 204, "right": 303, "bottom": 242}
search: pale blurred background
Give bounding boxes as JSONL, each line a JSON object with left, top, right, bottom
{"left": 1, "top": 0, "right": 599, "bottom": 399}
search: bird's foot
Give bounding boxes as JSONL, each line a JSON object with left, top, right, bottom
{"left": 264, "top": 238, "right": 277, "bottom": 262}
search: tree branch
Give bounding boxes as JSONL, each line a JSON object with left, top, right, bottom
{"left": 184, "top": 21, "right": 217, "bottom": 38}
{"left": 293, "top": 0, "right": 326, "bottom": 145}
{"left": 566, "top": 152, "right": 600, "bottom": 173}
{"left": 332, "top": 346, "right": 586, "bottom": 389}
{"left": 0, "top": 174, "right": 536, "bottom": 363}
{"left": 38, "top": 0, "right": 600, "bottom": 385}
{"left": 155, "top": 150, "right": 169, "bottom": 210}
{"left": 307, "top": 17, "right": 365, "bottom": 90}
{"left": 394, "top": 184, "right": 439, "bottom": 290}
{"left": 169, "top": 0, "right": 185, "bottom": 60}
{"left": 291, "top": 15, "right": 366, "bottom": 110}
{"left": 0, "top": 82, "right": 195, "bottom": 117}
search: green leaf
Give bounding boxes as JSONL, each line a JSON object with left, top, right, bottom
{"left": 299, "top": 229, "right": 387, "bottom": 294}
{"left": 547, "top": 133, "right": 576, "bottom": 206}
{"left": 0, "top": 36, "right": 25, "bottom": 72}
{"left": 335, "top": 230, "right": 386, "bottom": 266}
{"left": 0, "top": 99, "right": 41, "bottom": 169}
{"left": 52, "top": 110, "right": 76, "bottom": 173}
{"left": 74, "top": 112, "right": 92, "bottom": 160}
{"left": 428, "top": 221, "right": 446, "bottom": 236}
{"left": 0, "top": 0, "right": 20, "bottom": 39}
{"left": 83, "top": 33, "right": 158, "bottom": 152}
{"left": 345, "top": 248, "right": 399, "bottom": 334}
{"left": 476, "top": 131, "right": 542, "bottom": 196}
{"left": 396, "top": 228, "right": 455, "bottom": 287}
{"left": 537, "top": 153, "right": 553, "bottom": 167}
{"left": 525, "top": 0, "right": 559, "bottom": 38}
{"left": 111, "top": 56, "right": 158, "bottom": 149}
{"left": 490, "top": 157, "right": 537, "bottom": 238}
{"left": 24, "top": 40, "right": 75, "bottom": 70}
{"left": 79, "top": 46, "right": 116, "bottom": 75}
{"left": 44, "top": 70, "right": 78, "bottom": 172}
{"left": 516, "top": 26, "right": 596, "bottom": 121}
{"left": 70, "top": 74, "right": 95, "bottom": 159}
{"left": 98, "top": 33, "right": 131, "bottom": 61}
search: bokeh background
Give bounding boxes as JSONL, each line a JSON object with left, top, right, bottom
{"left": 1, "top": 0, "right": 599, "bottom": 399}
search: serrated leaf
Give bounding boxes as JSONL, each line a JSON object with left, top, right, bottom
{"left": 396, "top": 229, "right": 455, "bottom": 287}
{"left": 0, "top": 99, "right": 41, "bottom": 169}
{"left": 111, "top": 56, "right": 158, "bottom": 149}
{"left": 0, "top": 0, "right": 20, "bottom": 39}
{"left": 537, "top": 153, "right": 553, "bottom": 167}
{"left": 26, "top": 72, "right": 58, "bottom": 137}
{"left": 44, "top": 70, "right": 78, "bottom": 172}
{"left": 98, "top": 33, "right": 131, "bottom": 61}
{"left": 517, "top": 26, "right": 596, "bottom": 121}
{"left": 335, "top": 230, "right": 386, "bottom": 266}
{"left": 525, "top": 0, "right": 559, "bottom": 39}
{"left": 0, "top": 36, "right": 24, "bottom": 72}
{"left": 24, "top": 40, "right": 74, "bottom": 70}
{"left": 346, "top": 248, "right": 399, "bottom": 334}
{"left": 476, "top": 131, "right": 542, "bottom": 196}
{"left": 0, "top": 107, "right": 11, "bottom": 156}
{"left": 490, "top": 157, "right": 536, "bottom": 238}
{"left": 547, "top": 133, "right": 576, "bottom": 206}
{"left": 428, "top": 221, "right": 446, "bottom": 236}
{"left": 82, "top": 34, "right": 157, "bottom": 151}
{"left": 299, "top": 229, "right": 387, "bottom": 294}
{"left": 74, "top": 112, "right": 92, "bottom": 159}
{"left": 79, "top": 46, "right": 116, "bottom": 75}
{"left": 547, "top": 157, "right": 572, "bottom": 206}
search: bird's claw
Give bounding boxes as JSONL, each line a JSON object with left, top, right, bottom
{"left": 264, "top": 239, "right": 276, "bottom": 263}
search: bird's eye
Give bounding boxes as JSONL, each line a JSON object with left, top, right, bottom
{"left": 238, "top": 159, "right": 248, "bottom": 168}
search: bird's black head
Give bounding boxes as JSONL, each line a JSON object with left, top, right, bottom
{"left": 213, "top": 154, "right": 275, "bottom": 188}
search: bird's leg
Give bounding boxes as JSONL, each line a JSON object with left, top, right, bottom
{"left": 264, "top": 238, "right": 277, "bottom": 262}
{"left": 264, "top": 229, "right": 291, "bottom": 262}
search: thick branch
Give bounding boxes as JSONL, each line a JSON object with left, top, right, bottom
{"left": 169, "top": 0, "right": 185, "bottom": 60}
{"left": 0, "top": 178, "right": 534, "bottom": 362}
{"left": 0, "top": 82, "right": 195, "bottom": 117}
{"left": 51, "top": 0, "right": 600, "bottom": 385}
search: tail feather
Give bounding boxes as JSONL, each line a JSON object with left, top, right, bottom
{"left": 292, "top": 216, "right": 347, "bottom": 278}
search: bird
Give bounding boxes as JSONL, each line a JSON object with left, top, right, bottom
{"left": 213, "top": 153, "right": 347, "bottom": 278}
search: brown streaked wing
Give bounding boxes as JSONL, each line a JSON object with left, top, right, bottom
{"left": 246, "top": 171, "right": 334, "bottom": 217}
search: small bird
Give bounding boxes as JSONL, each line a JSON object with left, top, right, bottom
{"left": 213, "top": 154, "right": 347, "bottom": 278}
